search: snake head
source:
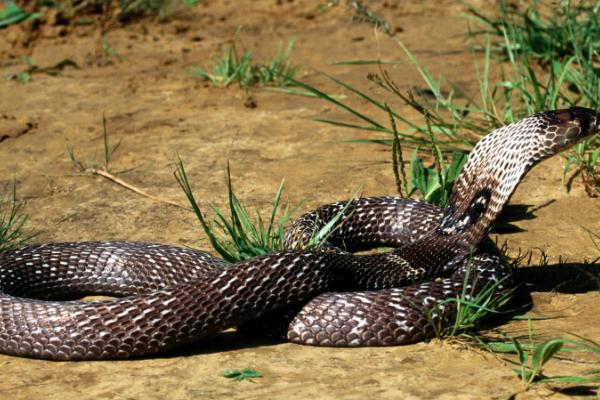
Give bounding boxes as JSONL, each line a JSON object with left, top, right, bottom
{"left": 439, "top": 107, "right": 600, "bottom": 252}
{"left": 541, "top": 107, "right": 600, "bottom": 154}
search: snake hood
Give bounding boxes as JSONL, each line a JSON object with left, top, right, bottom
{"left": 438, "top": 107, "right": 600, "bottom": 251}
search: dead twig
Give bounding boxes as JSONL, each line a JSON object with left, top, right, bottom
{"left": 89, "top": 168, "right": 191, "bottom": 211}
{"left": 66, "top": 114, "right": 190, "bottom": 211}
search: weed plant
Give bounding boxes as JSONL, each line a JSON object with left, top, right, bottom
{"left": 223, "top": 368, "right": 262, "bottom": 382}
{"left": 299, "top": 37, "right": 582, "bottom": 149}
{"left": 482, "top": 320, "right": 600, "bottom": 390}
{"left": 100, "top": 35, "right": 126, "bottom": 61}
{"left": 294, "top": 41, "right": 575, "bottom": 204}
{"left": 467, "top": 1, "right": 600, "bottom": 196}
{"left": 300, "top": 30, "right": 599, "bottom": 197}
{"left": 0, "top": 179, "right": 32, "bottom": 253}
{"left": 67, "top": 114, "right": 122, "bottom": 173}
{"left": 13, "top": 0, "right": 198, "bottom": 21}
{"left": 191, "top": 34, "right": 298, "bottom": 90}
{"left": 388, "top": 106, "right": 468, "bottom": 205}
{"left": 344, "top": 0, "right": 392, "bottom": 36}
{"left": 429, "top": 278, "right": 514, "bottom": 340}
{"left": 175, "top": 160, "right": 297, "bottom": 262}
{"left": 587, "top": 228, "right": 600, "bottom": 254}
{"left": 66, "top": 115, "right": 189, "bottom": 210}
{"left": 429, "top": 246, "right": 600, "bottom": 392}
{"left": 174, "top": 159, "right": 354, "bottom": 262}
{"left": 118, "top": 0, "right": 198, "bottom": 21}
{"left": 0, "top": 1, "right": 41, "bottom": 27}
{"left": 407, "top": 150, "right": 467, "bottom": 206}
{"left": 427, "top": 256, "right": 514, "bottom": 341}
{"left": 466, "top": 0, "right": 600, "bottom": 64}
{"left": 563, "top": 137, "right": 600, "bottom": 197}
{"left": 5, "top": 56, "right": 78, "bottom": 83}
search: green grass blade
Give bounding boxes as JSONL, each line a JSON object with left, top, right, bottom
{"left": 286, "top": 76, "right": 386, "bottom": 130}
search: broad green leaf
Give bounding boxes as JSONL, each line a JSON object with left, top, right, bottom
{"left": 0, "top": 2, "right": 41, "bottom": 27}
{"left": 531, "top": 339, "right": 564, "bottom": 369}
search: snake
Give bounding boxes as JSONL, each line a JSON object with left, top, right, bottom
{"left": 0, "top": 107, "right": 597, "bottom": 360}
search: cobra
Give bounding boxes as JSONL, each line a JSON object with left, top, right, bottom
{"left": 0, "top": 107, "right": 598, "bottom": 360}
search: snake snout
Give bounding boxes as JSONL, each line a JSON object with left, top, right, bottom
{"left": 546, "top": 107, "right": 600, "bottom": 153}
{"left": 566, "top": 107, "right": 600, "bottom": 137}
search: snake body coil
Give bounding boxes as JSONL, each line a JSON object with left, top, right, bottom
{"left": 0, "top": 108, "right": 598, "bottom": 360}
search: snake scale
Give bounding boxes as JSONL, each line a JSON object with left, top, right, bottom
{"left": 0, "top": 107, "right": 598, "bottom": 360}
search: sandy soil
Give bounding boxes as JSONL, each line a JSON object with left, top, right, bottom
{"left": 0, "top": 1, "right": 598, "bottom": 399}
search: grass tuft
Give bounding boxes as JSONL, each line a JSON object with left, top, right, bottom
{"left": 9, "top": 1, "right": 199, "bottom": 23}
{"left": 482, "top": 321, "right": 600, "bottom": 390}
{"left": 191, "top": 31, "right": 299, "bottom": 90}
{"left": 407, "top": 149, "right": 468, "bottom": 206}
{"left": 298, "top": 24, "right": 599, "bottom": 196}
{"left": 427, "top": 257, "right": 514, "bottom": 340}
{"left": 300, "top": 37, "right": 585, "bottom": 150}
{"left": 0, "top": 178, "right": 33, "bottom": 253}
{"left": 466, "top": 0, "right": 600, "bottom": 64}
{"left": 563, "top": 136, "right": 600, "bottom": 197}
{"left": 174, "top": 157, "right": 357, "bottom": 262}
{"left": 67, "top": 113, "right": 122, "bottom": 174}
{"left": 0, "top": 1, "right": 41, "bottom": 27}
{"left": 223, "top": 368, "right": 262, "bottom": 382}
{"left": 5, "top": 56, "right": 79, "bottom": 84}
{"left": 118, "top": 0, "right": 199, "bottom": 21}
{"left": 467, "top": 1, "right": 600, "bottom": 197}
{"left": 100, "top": 35, "right": 127, "bottom": 62}
{"left": 174, "top": 159, "right": 297, "bottom": 262}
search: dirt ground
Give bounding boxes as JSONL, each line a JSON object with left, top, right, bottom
{"left": 0, "top": 1, "right": 599, "bottom": 399}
